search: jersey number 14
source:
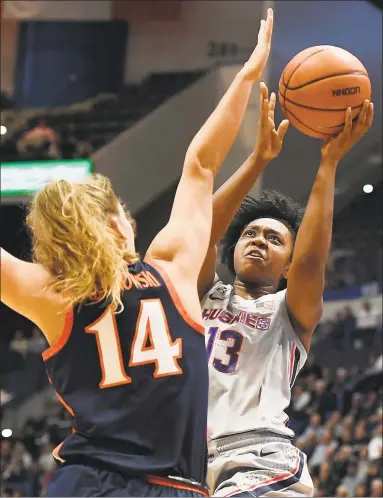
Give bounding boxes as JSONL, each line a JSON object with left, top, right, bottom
{"left": 86, "top": 299, "right": 182, "bottom": 388}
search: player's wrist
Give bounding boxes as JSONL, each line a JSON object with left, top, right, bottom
{"left": 319, "top": 155, "right": 339, "bottom": 171}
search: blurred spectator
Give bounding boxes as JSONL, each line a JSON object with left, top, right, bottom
{"left": 17, "top": 119, "right": 59, "bottom": 160}
{"left": 73, "top": 131, "right": 93, "bottom": 159}
{"left": 371, "top": 478, "right": 383, "bottom": 497}
{"left": 365, "top": 461, "right": 382, "bottom": 495}
{"left": 318, "top": 461, "right": 337, "bottom": 496}
{"left": 356, "top": 446, "right": 371, "bottom": 483}
{"left": 59, "top": 129, "right": 78, "bottom": 159}
{"left": 340, "top": 461, "right": 360, "bottom": 496}
{"left": 298, "top": 413, "right": 324, "bottom": 442}
{"left": 335, "top": 484, "right": 350, "bottom": 497}
{"left": 301, "top": 354, "right": 322, "bottom": 379}
{"left": 309, "top": 429, "right": 337, "bottom": 469}
{"left": 368, "top": 424, "right": 383, "bottom": 461}
{"left": 310, "top": 379, "right": 337, "bottom": 419}
{"left": 332, "top": 307, "right": 356, "bottom": 350}
{"left": 354, "top": 300, "right": 381, "bottom": 346}
{"left": 354, "top": 482, "right": 368, "bottom": 497}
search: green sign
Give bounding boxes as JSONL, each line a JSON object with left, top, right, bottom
{"left": 0, "top": 159, "right": 93, "bottom": 197}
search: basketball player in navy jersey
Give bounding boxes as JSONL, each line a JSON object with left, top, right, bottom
{"left": 198, "top": 87, "right": 374, "bottom": 496}
{"left": 0, "top": 9, "right": 275, "bottom": 497}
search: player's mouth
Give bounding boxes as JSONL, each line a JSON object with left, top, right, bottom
{"left": 245, "top": 250, "right": 265, "bottom": 261}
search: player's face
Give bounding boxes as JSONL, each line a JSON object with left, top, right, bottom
{"left": 233, "top": 218, "right": 293, "bottom": 288}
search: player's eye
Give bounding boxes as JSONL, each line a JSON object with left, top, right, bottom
{"left": 244, "top": 230, "right": 255, "bottom": 237}
{"left": 268, "top": 234, "right": 281, "bottom": 244}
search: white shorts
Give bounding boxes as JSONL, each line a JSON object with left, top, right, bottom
{"left": 207, "top": 431, "right": 313, "bottom": 497}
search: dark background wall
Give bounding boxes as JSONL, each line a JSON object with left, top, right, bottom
{"left": 14, "top": 21, "right": 128, "bottom": 108}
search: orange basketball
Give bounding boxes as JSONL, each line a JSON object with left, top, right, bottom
{"left": 278, "top": 46, "right": 371, "bottom": 139}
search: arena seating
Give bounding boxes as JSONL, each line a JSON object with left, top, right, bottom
{"left": 0, "top": 71, "right": 205, "bottom": 162}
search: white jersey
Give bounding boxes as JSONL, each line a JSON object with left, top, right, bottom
{"left": 202, "top": 281, "right": 307, "bottom": 440}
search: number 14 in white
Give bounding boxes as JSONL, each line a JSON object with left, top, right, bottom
{"left": 86, "top": 299, "right": 183, "bottom": 388}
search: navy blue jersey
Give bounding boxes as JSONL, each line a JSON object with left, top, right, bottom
{"left": 43, "top": 260, "right": 208, "bottom": 487}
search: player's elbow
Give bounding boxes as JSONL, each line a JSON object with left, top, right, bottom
{"left": 184, "top": 147, "right": 218, "bottom": 179}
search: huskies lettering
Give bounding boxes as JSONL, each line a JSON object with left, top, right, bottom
{"left": 332, "top": 86, "right": 360, "bottom": 97}
{"left": 202, "top": 308, "right": 272, "bottom": 330}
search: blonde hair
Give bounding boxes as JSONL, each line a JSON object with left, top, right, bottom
{"left": 27, "top": 173, "right": 138, "bottom": 311}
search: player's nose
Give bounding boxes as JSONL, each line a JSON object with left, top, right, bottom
{"left": 251, "top": 235, "right": 267, "bottom": 248}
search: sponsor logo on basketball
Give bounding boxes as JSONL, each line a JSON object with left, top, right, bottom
{"left": 332, "top": 86, "right": 360, "bottom": 97}
{"left": 256, "top": 317, "right": 271, "bottom": 330}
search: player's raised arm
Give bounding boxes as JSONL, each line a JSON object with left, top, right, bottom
{"left": 0, "top": 247, "right": 63, "bottom": 333}
{"left": 286, "top": 101, "right": 374, "bottom": 351}
{"left": 197, "top": 84, "right": 289, "bottom": 298}
{"left": 147, "top": 9, "right": 274, "bottom": 278}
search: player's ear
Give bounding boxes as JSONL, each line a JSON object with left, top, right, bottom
{"left": 109, "top": 214, "right": 125, "bottom": 239}
{"left": 282, "top": 262, "right": 290, "bottom": 280}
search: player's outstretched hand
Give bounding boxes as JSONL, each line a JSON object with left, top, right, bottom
{"left": 254, "top": 82, "right": 289, "bottom": 163}
{"left": 242, "top": 8, "right": 273, "bottom": 82}
{"left": 321, "top": 100, "right": 374, "bottom": 164}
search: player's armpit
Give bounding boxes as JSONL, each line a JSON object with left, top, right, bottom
{"left": 197, "top": 246, "right": 218, "bottom": 300}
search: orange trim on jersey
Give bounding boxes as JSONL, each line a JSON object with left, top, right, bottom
{"left": 147, "top": 476, "right": 208, "bottom": 497}
{"left": 145, "top": 258, "right": 205, "bottom": 335}
{"left": 55, "top": 391, "right": 75, "bottom": 417}
{"left": 42, "top": 308, "right": 74, "bottom": 361}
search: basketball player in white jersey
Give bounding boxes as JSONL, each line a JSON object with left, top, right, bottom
{"left": 198, "top": 77, "right": 374, "bottom": 496}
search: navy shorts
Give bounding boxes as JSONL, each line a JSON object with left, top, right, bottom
{"left": 45, "top": 464, "right": 207, "bottom": 497}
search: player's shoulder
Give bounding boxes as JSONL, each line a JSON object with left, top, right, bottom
{"left": 259, "top": 288, "right": 287, "bottom": 307}
{"left": 202, "top": 279, "right": 232, "bottom": 304}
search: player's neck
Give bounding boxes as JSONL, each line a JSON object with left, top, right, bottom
{"left": 233, "top": 279, "right": 276, "bottom": 300}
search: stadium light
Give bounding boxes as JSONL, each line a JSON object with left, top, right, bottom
{"left": 363, "top": 184, "right": 373, "bottom": 194}
{"left": 1, "top": 429, "right": 12, "bottom": 438}
{"left": 0, "top": 125, "right": 7, "bottom": 136}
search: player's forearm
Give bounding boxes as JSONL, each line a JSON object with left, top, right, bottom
{"left": 292, "top": 159, "right": 337, "bottom": 271}
{"left": 185, "top": 69, "right": 254, "bottom": 177}
{"left": 209, "top": 153, "right": 268, "bottom": 247}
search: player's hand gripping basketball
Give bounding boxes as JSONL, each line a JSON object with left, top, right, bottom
{"left": 321, "top": 100, "right": 374, "bottom": 164}
{"left": 242, "top": 8, "right": 273, "bottom": 81}
{"left": 254, "top": 83, "right": 289, "bottom": 163}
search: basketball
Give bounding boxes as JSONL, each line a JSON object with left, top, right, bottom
{"left": 278, "top": 46, "right": 371, "bottom": 139}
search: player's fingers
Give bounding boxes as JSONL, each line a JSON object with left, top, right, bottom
{"left": 357, "top": 99, "right": 369, "bottom": 125}
{"left": 257, "top": 19, "right": 265, "bottom": 41}
{"left": 268, "top": 117, "right": 275, "bottom": 132}
{"left": 263, "top": 99, "right": 270, "bottom": 127}
{"left": 260, "top": 82, "right": 269, "bottom": 102}
{"left": 343, "top": 107, "right": 353, "bottom": 135}
{"left": 276, "top": 119, "right": 289, "bottom": 139}
{"left": 259, "top": 83, "right": 265, "bottom": 118}
{"left": 365, "top": 102, "right": 374, "bottom": 128}
{"left": 263, "top": 8, "right": 273, "bottom": 41}
{"left": 268, "top": 92, "right": 276, "bottom": 120}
